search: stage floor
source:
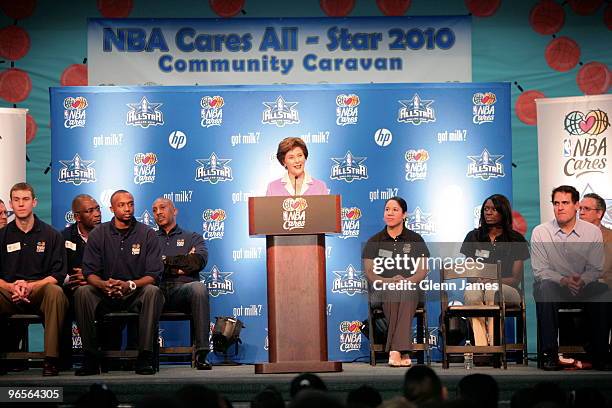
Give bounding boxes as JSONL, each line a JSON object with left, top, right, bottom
{"left": 1, "top": 362, "right": 611, "bottom": 406}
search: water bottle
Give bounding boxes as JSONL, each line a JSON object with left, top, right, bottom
{"left": 464, "top": 340, "right": 474, "bottom": 370}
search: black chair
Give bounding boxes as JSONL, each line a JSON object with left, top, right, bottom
{"left": 366, "top": 284, "right": 429, "bottom": 366}
{"left": 504, "top": 274, "right": 528, "bottom": 365}
{"left": 440, "top": 262, "right": 507, "bottom": 369}
{"left": 0, "top": 314, "right": 45, "bottom": 362}
{"left": 159, "top": 311, "right": 196, "bottom": 367}
{"left": 536, "top": 304, "right": 587, "bottom": 368}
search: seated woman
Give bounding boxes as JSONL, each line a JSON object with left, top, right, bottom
{"left": 460, "top": 194, "right": 530, "bottom": 346}
{"left": 363, "top": 197, "right": 430, "bottom": 367}
{"left": 266, "top": 137, "right": 328, "bottom": 196}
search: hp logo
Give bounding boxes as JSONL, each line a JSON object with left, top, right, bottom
{"left": 168, "top": 130, "right": 187, "bottom": 149}
{"left": 374, "top": 128, "right": 392, "bottom": 147}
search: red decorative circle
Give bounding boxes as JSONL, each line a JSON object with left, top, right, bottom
{"left": 545, "top": 36, "right": 580, "bottom": 72}
{"left": 96, "top": 0, "right": 133, "bottom": 18}
{"left": 376, "top": 0, "right": 412, "bottom": 16}
{"left": 576, "top": 62, "right": 610, "bottom": 95}
{"left": 568, "top": 0, "right": 603, "bottom": 16}
{"left": 0, "top": 25, "right": 31, "bottom": 61}
{"left": 515, "top": 90, "right": 545, "bottom": 126}
{"left": 60, "top": 64, "right": 88, "bottom": 86}
{"left": 0, "top": 0, "right": 36, "bottom": 20}
{"left": 529, "top": 1, "right": 565, "bottom": 35}
{"left": 512, "top": 211, "right": 528, "bottom": 236}
{"left": 26, "top": 113, "right": 37, "bottom": 144}
{"left": 0, "top": 68, "right": 32, "bottom": 103}
{"left": 320, "top": 0, "right": 355, "bottom": 16}
{"left": 209, "top": 0, "right": 245, "bottom": 18}
{"left": 605, "top": 3, "right": 612, "bottom": 31}
{"left": 465, "top": 0, "right": 501, "bottom": 17}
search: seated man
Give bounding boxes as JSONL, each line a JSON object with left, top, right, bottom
{"left": 0, "top": 182, "right": 68, "bottom": 376}
{"left": 75, "top": 190, "right": 164, "bottom": 375}
{"left": 0, "top": 198, "right": 8, "bottom": 229}
{"left": 152, "top": 197, "right": 211, "bottom": 370}
{"left": 532, "top": 185, "right": 608, "bottom": 370}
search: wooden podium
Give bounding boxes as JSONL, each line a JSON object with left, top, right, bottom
{"left": 248, "top": 195, "right": 343, "bottom": 374}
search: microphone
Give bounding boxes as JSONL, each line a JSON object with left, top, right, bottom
{"left": 294, "top": 175, "right": 298, "bottom": 196}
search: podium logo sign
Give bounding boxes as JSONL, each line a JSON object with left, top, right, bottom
{"left": 202, "top": 209, "right": 226, "bottom": 240}
{"left": 339, "top": 320, "right": 363, "bottom": 353}
{"left": 397, "top": 94, "right": 436, "bottom": 125}
{"left": 200, "top": 96, "right": 224, "bottom": 128}
{"left": 262, "top": 95, "right": 300, "bottom": 127}
{"left": 340, "top": 207, "right": 361, "bottom": 239}
{"left": 336, "top": 93, "right": 359, "bottom": 126}
{"left": 282, "top": 197, "right": 308, "bottom": 231}
{"left": 63, "top": 96, "right": 88, "bottom": 129}
{"left": 332, "top": 265, "right": 367, "bottom": 295}
{"left": 201, "top": 265, "right": 235, "bottom": 297}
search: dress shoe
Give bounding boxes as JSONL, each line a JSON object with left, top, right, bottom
{"left": 541, "top": 353, "right": 561, "bottom": 371}
{"left": 195, "top": 351, "right": 212, "bottom": 370}
{"left": 135, "top": 351, "right": 156, "bottom": 375}
{"left": 75, "top": 355, "right": 101, "bottom": 376}
{"left": 42, "top": 358, "right": 59, "bottom": 377}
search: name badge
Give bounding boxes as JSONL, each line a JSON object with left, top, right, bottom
{"left": 475, "top": 249, "right": 490, "bottom": 259}
{"left": 378, "top": 249, "right": 393, "bottom": 258}
{"left": 65, "top": 240, "right": 77, "bottom": 251}
{"left": 132, "top": 243, "right": 141, "bottom": 255}
{"left": 7, "top": 242, "right": 21, "bottom": 253}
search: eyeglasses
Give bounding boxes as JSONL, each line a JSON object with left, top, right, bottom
{"left": 0, "top": 211, "right": 7, "bottom": 217}
{"left": 579, "top": 206, "right": 602, "bottom": 212}
{"left": 78, "top": 206, "right": 101, "bottom": 214}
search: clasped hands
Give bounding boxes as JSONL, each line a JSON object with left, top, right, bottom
{"left": 10, "top": 280, "right": 32, "bottom": 303}
{"left": 100, "top": 278, "right": 131, "bottom": 298}
{"left": 561, "top": 274, "right": 585, "bottom": 296}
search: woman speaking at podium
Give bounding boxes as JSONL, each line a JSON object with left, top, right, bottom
{"left": 266, "top": 137, "right": 328, "bottom": 196}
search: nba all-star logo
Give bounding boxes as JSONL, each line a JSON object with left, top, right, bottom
{"left": 330, "top": 151, "right": 368, "bottom": 183}
{"left": 195, "top": 153, "right": 233, "bottom": 184}
{"left": 137, "top": 210, "right": 158, "bottom": 231}
{"left": 133, "top": 152, "right": 157, "bottom": 185}
{"left": 58, "top": 153, "right": 97, "bottom": 186}
{"left": 466, "top": 148, "right": 505, "bottom": 180}
{"left": 472, "top": 92, "right": 496, "bottom": 124}
{"left": 202, "top": 209, "right": 226, "bottom": 240}
{"left": 262, "top": 95, "right": 300, "bottom": 127}
{"left": 406, "top": 207, "right": 436, "bottom": 235}
{"left": 126, "top": 97, "right": 164, "bottom": 128}
{"left": 336, "top": 94, "right": 359, "bottom": 126}
{"left": 340, "top": 207, "right": 361, "bottom": 239}
{"left": 397, "top": 94, "right": 436, "bottom": 125}
{"left": 63, "top": 96, "right": 88, "bottom": 129}
{"left": 201, "top": 265, "right": 234, "bottom": 297}
{"left": 282, "top": 197, "right": 308, "bottom": 231}
{"left": 200, "top": 96, "right": 224, "bottom": 128}
{"left": 332, "top": 264, "right": 367, "bottom": 296}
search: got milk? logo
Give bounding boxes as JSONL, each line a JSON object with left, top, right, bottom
{"left": 202, "top": 209, "right": 226, "bottom": 241}
{"left": 133, "top": 152, "right": 157, "bottom": 185}
{"left": 282, "top": 197, "right": 308, "bottom": 231}
{"left": 335, "top": 93, "right": 359, "bottom": 126}
{"left": 201, "top": 96, "right": 224, "bottom": 128}
{"left": 63, "top": 97, "right": 88, "bottom": 129}
{"left": 340, "top": 207, "right": 361, "bottom": 239}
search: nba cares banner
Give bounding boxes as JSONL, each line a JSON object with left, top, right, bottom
{"left": 0, "top": 108, "right": 27, "bottom": 210}
{"left": 87, "top": 16, "right": 471, "bottom": 86}
{"left": 536, "top": 95, "right": 611, "bottom": 227}
{"left": 50, "top": 82, "right": 510, "bottom": 363}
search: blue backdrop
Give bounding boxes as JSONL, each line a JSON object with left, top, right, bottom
{"left": 50, "top": 82, "right": 511, "bottom": 363}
